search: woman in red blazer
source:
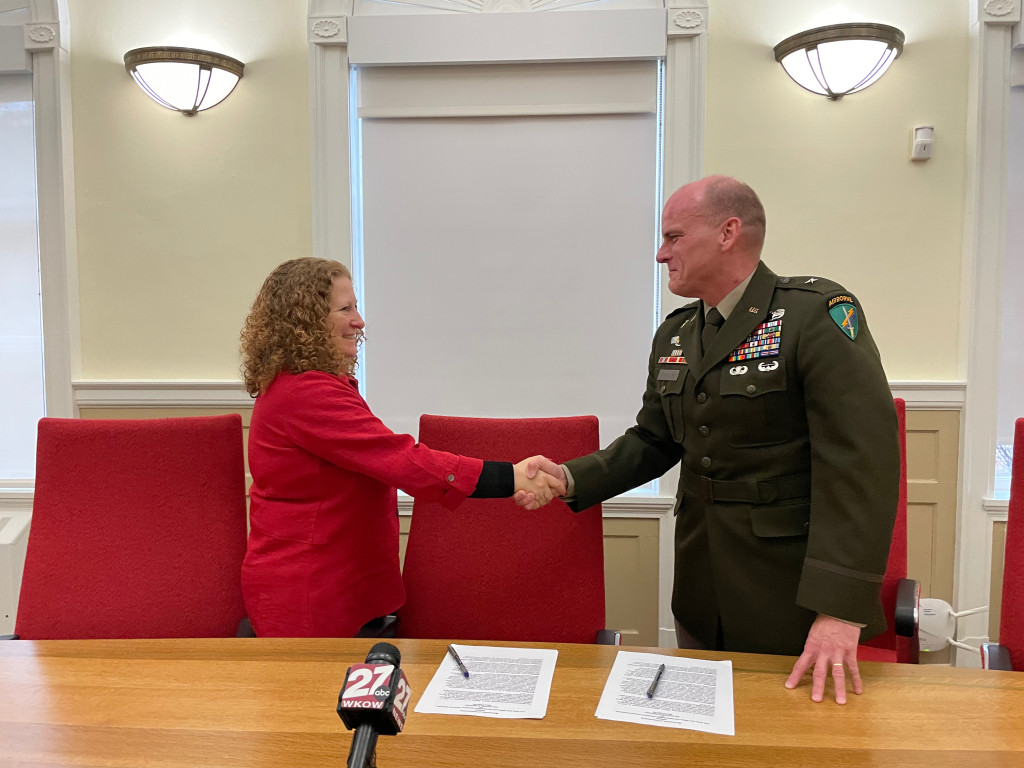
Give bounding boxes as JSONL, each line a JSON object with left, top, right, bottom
{"left": 239, "top": 258, "right": 562, "bottom": 637}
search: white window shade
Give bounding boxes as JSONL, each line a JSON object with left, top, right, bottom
{"left": 356, "top": 61, "right": 660, "bottom": 450}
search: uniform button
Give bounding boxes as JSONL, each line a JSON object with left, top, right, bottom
{"left": 746, "top": 384, "right": 756, "bottom": 394}
{"left": 447, "top": 473, "right": 455, "bottom": 483}
{"left": 700, "top": 456, "right": 712, "bottom": 469}
{"left": 699, "top": 425, "right": 710, "bottom": 436}
{"left": 803, "top": 521, "right": 810, "bottom": 531}
{"left": 696, "top": 392, "right": 708, "bottom": 404}
{"left": 780, "top": 276, "right": 791, "bottom": 284}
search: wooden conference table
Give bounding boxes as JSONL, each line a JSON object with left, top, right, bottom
{"left": 1, "top": 637, "right": 1022, "bottom": 767}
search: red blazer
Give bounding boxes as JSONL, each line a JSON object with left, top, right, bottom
{"left": 242, "top": 371, "right": 482, "bottom": 637}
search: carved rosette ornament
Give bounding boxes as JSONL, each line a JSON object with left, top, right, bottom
{"left": 673, "top": 10, "right": 703, "bottom": 29}
{"left": 24, "top": 23, "right": 59, "bottom": 50}
{"left": 28, "top": 25, "right": 56, "bottom": 43}
{"left": 312, "top": 19, "right": 341, "bottom": 38}
{"left": 983, "top": 0, "right": 1015, "bottom": 16}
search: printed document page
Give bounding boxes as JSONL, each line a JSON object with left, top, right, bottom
{"left": 595, "top": 651, "right": 734, "bottom": 735}
{"left": 414, "top": 644, "right": 557, "bottom": 719}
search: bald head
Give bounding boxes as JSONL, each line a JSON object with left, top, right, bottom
{"left": 657, "top": 176, "right": 768, "bottom": 303}
{"left": 701, "top": 176, "right": 766, "bottom": 245}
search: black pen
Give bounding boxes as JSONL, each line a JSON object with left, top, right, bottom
{"left": 646, "top": 663, "right": 665, "bottom": 698}
{"left": 447, "top": 644, "right": 469, "bottom": 678}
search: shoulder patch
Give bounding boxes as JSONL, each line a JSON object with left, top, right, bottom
{"left": 827, "top": 297, "right": 859, "bottom": 340}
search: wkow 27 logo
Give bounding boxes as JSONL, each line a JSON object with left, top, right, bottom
{"left": 338, "top": 663, "right": 412, "bottom": 733}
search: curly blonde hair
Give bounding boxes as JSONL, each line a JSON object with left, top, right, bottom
{"left": 241, "top": 258, "right": 359, "bottom": 397}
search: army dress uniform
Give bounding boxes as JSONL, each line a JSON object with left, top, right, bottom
{"left": 564, "top": 261, "right": 898, "bottom": 655}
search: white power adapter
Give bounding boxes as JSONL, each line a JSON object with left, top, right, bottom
{"left": 919, "top": 598, "right": 957, "bottom": 652}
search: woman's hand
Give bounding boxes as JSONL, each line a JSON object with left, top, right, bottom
{"left": 512, "top": 456, "right": 566, "bottom": 510}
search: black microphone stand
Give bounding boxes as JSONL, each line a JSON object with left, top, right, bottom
{"left": 347, "top": 726, "right": 378, "bottom": 768}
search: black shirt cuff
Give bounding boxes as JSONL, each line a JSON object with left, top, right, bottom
{"left": 469, "top": 461, "right": 514, "bottom": 498}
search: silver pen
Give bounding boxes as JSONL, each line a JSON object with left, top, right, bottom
{"left": 646, "top": 663, "right": 665, "bottom": 698}
{"left": 447, "top": 644, "right": 469, "bottom": 678}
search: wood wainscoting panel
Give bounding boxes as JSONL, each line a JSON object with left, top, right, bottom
{"left": 990, "top": 520, "right": 1006, "bottom": 642}
{"left": 905, "top": 409, "right": 960, "bottom": 664}
{"left": 602, "top": 517, "right": 659, "bottom": 648}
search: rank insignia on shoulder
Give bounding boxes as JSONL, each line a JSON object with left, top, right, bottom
{"left": 828, "top": 301, "right": 859, "bottom": 340}
{"left": 659, "top": 356, "right": 687, "bottom": 364}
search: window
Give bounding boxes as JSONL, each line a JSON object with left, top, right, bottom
{"left": 0, "top": 73, "right": 44, "bottom": 481}
{"left": 995, "top": 84, "right": 1024, "bottom": 499}
{"left": 353, "top": 61, "right": 661, "bottom": 462}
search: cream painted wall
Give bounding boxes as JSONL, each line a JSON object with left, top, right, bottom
{"left": 68, "top": 1, "right": 970, "bottom": 382}
{"left": 70, "top": 0, "right": 312, "bottom": 379}
{"left": 704, "top": 0, "right": 968, "bottom": 381}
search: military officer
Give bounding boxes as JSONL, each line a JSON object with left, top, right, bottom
{"left": 519, "top": 175, "right": 898, "bottom": 705}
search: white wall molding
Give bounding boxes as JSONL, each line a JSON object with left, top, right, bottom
{"left": 72, "top": 380, "right": 252, "bottom": 408}
{"left": 889, "top": 381, "right": 966, "bottom": 410}
{"left": 983, "top": 497, "right": 1009, "bottom": 520}
{"left": 70, "top": 379, "right": 963, "bottom": 413}
{"left": 953, "top": 3, "right": 1021, "bottom": 666}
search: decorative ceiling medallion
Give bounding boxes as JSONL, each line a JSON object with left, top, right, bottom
{"left": 28, "top": 25, "right": 56, "bottom": 43}
{"left": 983, "top": 0, "right": 1015, "bottom": 15}
{"left": 673, "top": 10, "right": 703, "bottom": 29}
{"left": 312, "top": 19, "right": 342, "bottom": 37}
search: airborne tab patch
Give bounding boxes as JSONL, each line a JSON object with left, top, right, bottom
{"left": 828, "top": 300, "right": 859, "bottom": 340}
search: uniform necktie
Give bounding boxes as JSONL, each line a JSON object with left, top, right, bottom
{"left": 701, "top": 307, "right": 724, "bottom": 355}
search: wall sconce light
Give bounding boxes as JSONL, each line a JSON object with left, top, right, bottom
{"left": 773, "top": 23, "right": 904, "bottom": 100}
{"left": 124, "top": 47, "right": 245, "bottom": 116}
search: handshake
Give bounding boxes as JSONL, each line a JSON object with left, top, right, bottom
{"left": 511, "top": 456, "right": 567, "bottom": 511}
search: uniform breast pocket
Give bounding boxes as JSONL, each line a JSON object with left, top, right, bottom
{"left": 719, "top": 358, "right": 794, "bottom": 447}
{"left": 658, "top": 367, "right": 686, "bottom": 442}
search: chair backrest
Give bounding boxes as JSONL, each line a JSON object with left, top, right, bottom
{"left": 860, "top": 397, "right": 908, "bottom": 654}
{"left": 398, "top": 415, "right": 605, "bottom": 643}
{"left": 15, "top": 415, "right": 248, "bottom": 639}
{"left": 999, "top": 418, "right": 1024, "bottom": 670}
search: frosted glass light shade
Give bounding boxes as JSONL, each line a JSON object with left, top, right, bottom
{"left": 124, "top": 47, "right": 244, "bottom": 116}
{"left": 774, "top": 23, "right": 904, "bottom": 100}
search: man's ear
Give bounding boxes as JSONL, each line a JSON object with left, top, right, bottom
{"left": 719, "top": 216, "right": 742, "bottom": 250}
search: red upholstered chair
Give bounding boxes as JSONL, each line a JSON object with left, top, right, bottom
{"left": 398, "top": 415, "right": 613, "bottom": 644}
{"left": 11, "top": 415, "right": 248, "bottom": 640}
{"left": 982, "top": 417, "right": 1024, "bottom": 671}
{"left": 858, "top": 397, "right": 920, "bottom": 663}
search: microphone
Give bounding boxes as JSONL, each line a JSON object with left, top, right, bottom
{"left": 337, "top": 642, "right": 412, "bottom": 768}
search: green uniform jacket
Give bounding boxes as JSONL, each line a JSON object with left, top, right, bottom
{"left": 565, "top": 261, "right": 898, "bottom": 655}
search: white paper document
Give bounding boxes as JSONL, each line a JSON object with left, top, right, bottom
{"left": 414, "top": 644, "right": 558, "bottom": 719}
{"left": 595, "top": 651, "right": 735, "bottom": 735}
